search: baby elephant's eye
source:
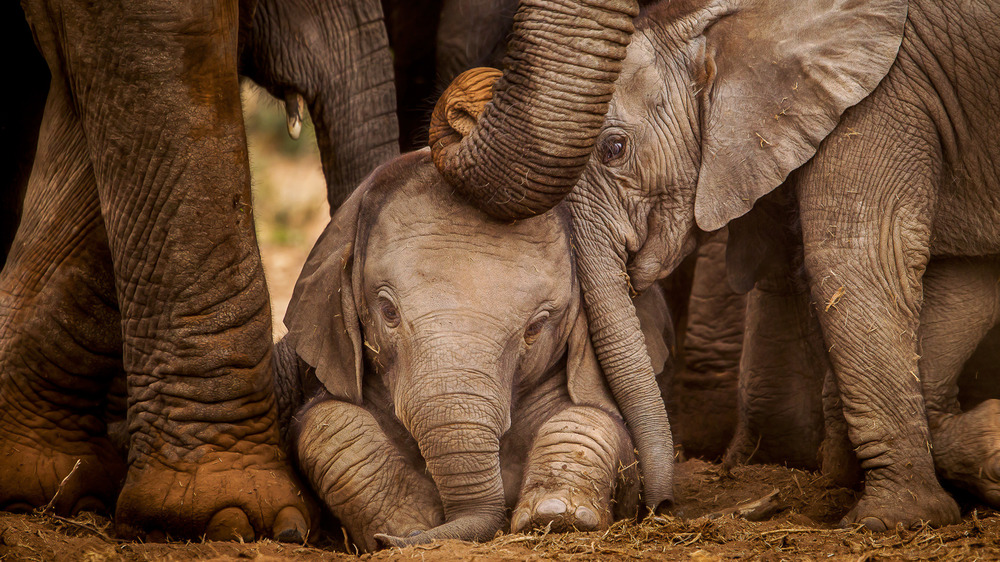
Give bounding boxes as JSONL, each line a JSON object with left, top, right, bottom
{"left": 602, "top": 135, "right": 627, "bottom": 165}
{"left": 524, "top": 315, "right": 548, "bottom": 345}
{"left": 378, "top": 296, "right": 400, "bottom": 327}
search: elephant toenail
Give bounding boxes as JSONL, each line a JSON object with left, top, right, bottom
{"left": 511, "top": 510, "right": 529, "bottom": 533}
{"left": 860, "top": 516, "right": 888, "bottom": 532}
{"left": 273, "top": 506, "right": 308, "bottom": 543}
{"left": 206, "top": 506, "right": 255, "bottom": 542}
{"left": 536, "top": 498, "right": 567, "bottom": 517}
{"left": 2, "top": 502, "right": 34, "bottom": 514}
{"left": 574, "top": 506, "right": 599, "bottom": 529}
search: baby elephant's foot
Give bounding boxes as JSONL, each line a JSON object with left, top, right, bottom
{"left": 932, "top": 400, "right": 1000, "bottom": 506}
{"left": 512, "top": 484, "right": 608, "bottom": 533}
{"left": 512, "top": 407, "right": 637, "bottom": 534}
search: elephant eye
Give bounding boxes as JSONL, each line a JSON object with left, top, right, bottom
{"left": 524, "top": 314, "right": 549, "bottom": 345}
{"left": 378, "top": 295, "right": 400, "bottom": 327}
{"left": 602, "top": 135, "right": 627, "bottom": 165}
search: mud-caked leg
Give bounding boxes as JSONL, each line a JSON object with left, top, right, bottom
{"left": 918, "top": 257, "right": 1000, "bottom": 505}
{"left": 0, "top": 80, "right": 125, "bottom": 515}
{"left": 511, "top": 406, "right": 638, "bottom": 533}
{"left": 296, "top": 399, "right": 443, "bottom": 552}
{"left": 22, "top": 0, "right": 311, "bottom": 540}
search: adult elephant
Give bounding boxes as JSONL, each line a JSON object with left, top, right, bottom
{"left": 0, "top": 0, "right": 393, "bottom": 541}
{"left": 0, "top": 0, "right": 649, "bottom": 541}
{"left": 445, "top": 0, "right": 1000, "bottom": 530}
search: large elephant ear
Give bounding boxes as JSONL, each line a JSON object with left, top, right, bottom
{"left": 693, "top": 0, "right": 907, "bottom": 231}
{"left": 283, "top": 181, "right": 368, "bottom": 403}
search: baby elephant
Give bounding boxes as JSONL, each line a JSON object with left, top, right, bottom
{"left": 275, "top": 150, "right": 670, "bottom": 551}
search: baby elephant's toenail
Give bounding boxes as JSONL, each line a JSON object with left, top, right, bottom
{"left": 536, "top": 498, "right": 568, "bottom": 517}
{"left": 574, "top": 505, "right": 599, "bottom": 529}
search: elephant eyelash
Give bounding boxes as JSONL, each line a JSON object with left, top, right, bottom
{"left": 377, "top": 295, "right": 400, "bottom": 327}
{"left": 523, "top": 316, "right": 547, "bottom": 345}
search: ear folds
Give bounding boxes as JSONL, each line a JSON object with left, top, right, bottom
{"left": 693, "top": 0, "right": 907, "bottom": 231}
{"left": 283, "top": 183, "right": 367, "bottom": 404}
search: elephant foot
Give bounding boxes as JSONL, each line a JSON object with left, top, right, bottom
{"left": 0, "top": 427, "right": 125, "bottom": 515}
{"left": 931, "top": 400, "right": 1000, "bottom": 506}
{"left": 512, "top": 407, "right": 637, "bottom": 534}
{"left": 840, "top": 476, "right": 960, "bottom": 531}
{"left": 511, "top": 484, "right": 609, "bottom": 533}
{"left": 115, "top": 448, "right": 311, "bottom": 542}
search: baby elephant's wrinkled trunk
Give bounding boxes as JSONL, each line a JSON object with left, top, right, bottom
{"left": 379, "top": 369, "right": 509, "bottom": 547}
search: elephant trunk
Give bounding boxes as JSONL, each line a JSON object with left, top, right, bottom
{"left": 429, "top": 0, "right": 639, "bottom": 221}
{"left": 380, "top": 386, "right": 507, "bottom": 547}
{"left": 573, "top": 222, "right": 674, "bottom": 512}
{"left": 243, "top": 0, "right": 399, "bottom": 212}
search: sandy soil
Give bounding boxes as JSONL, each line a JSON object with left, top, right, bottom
{"left": 2, "top": 460, "right": 999, "bottom": 561}
{"left": 5, "top": 89, "right": 999, "bottom": 561}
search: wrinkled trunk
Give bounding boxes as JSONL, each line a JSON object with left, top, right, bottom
{"left": 242, "top": 0, "right": 399, "bottom": 212}
{"left": 430, "top": 0, "right": 638, "bottom": 220}
{"left": 573, "top": 225, "right": 675, "bottom": 512}
{"left": 380, "top": 382, "right": 507, "bottom": 547}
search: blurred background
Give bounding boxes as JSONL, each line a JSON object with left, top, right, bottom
{"left": 242, "top": 84, "right": 330, "bottom": 339}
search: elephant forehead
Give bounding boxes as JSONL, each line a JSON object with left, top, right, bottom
{"left": 364, "top": 192, "right": 574, "bottom": 309}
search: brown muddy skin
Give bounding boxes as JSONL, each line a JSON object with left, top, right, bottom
{"left": 0, "top": 0, "right": 309, "bottom": 542}
{"left": 280, "top": 151, "right": 676, "bottom": 551}
{"left": 562, "top": 0, "right": 1000, "bottom": 532}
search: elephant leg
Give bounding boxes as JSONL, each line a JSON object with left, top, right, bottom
{"left": 797, "top": 101, "right": 959, "bottom": 529}
{"left": 676, "top": 228, "right": 745, "bottom": 459}
{"left": 918, "top": 258, "right": 1000, "bottom": 505}
{"left": 296, "top": 398, "right": 443, "bottom": 553}
{"left": 22, "top": 0, "right": 309, "bottom": 540}
{"left": 242, "top": 0, "right": 399, "bottom": 211}
{"left": 0, "top": 78, "right": 125, "bottom": 515}
{"left": 723, "top": 283, "right": 827, "bottom": 470}
{"left": 511, "top": 405, "right": 638, "bottom": 533}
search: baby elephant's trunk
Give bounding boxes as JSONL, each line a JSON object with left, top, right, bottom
{"left": 379, "top": 385, "right": 508, "bottom": 547}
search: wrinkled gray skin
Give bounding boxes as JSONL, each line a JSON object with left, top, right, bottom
{"left": 0, "top": 0, "right": 639, "bottom": 541}
{"left": 276, "top": 151, "right": 675, "bottom": 551}
{"left": 729, "top": 253, "right": 1000, "bottom": 506}
{"left": 561, "top": 0, "right": 1000, "bottom": 531}
{"left": 666, "top": 229, "right": 746, "bottom": 461}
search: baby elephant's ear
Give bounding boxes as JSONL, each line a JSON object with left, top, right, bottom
{"left": 283, "top": 184, "right": 367, "bottom": 404}
{"left": 565, "top": 297, "right": 617, "bottom": 414}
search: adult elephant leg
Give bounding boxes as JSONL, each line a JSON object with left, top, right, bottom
{"left": 22, "top": 0, "right": 310, "bottom": 540}
{"left": 918, "top": 258, "right": 1000, "bottom": 505}
{"left": 0, "top": 78, "right": 125, "bottom": 515}
{"left": 676, "top": 229, "right": 746, "bottom": 460}
{"left": 723, "top": 281, "right": 827, "bottom": 470}
{"left": 297, "top": 399, "right": 443, "bottom": 552}
{"left": 242, "top": 0, "right": 399, "bottom": 211}
{"left": 797, "top": 97, "right": 958, "bottom": 530}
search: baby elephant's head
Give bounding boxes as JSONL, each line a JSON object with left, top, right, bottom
{"left": 284, "top": 149, "right": 608, "bottom": 546}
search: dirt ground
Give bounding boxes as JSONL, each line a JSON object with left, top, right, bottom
{"left": 2, "top": 459, "right": 999, "bottom": 561}
{"left": 5, "top": 89, "right": 999, "bottom": 561}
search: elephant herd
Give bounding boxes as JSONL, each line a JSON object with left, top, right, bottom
{"left": 1, "top": 0, "right": 999, "bottom": 552}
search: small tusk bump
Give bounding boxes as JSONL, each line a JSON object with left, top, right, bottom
{"left": 284, "top": 92, "right": 305, "bottom": 140}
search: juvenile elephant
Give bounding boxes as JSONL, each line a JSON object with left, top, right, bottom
{"left": 277, "top": 148, "right": 672, "bottom": 551}
{"left": 0, "top": 0, "right": 637, "bottom": 542}
{"left": 436, "top": 0, "right": 1000, "bottom": 530}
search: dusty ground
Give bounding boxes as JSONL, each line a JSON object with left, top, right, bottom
{"left": 2, "top": 460, "right": 1000, "bottom": 561}
{"left": 5, "top": 88, "right": 999, "bottom": 561}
